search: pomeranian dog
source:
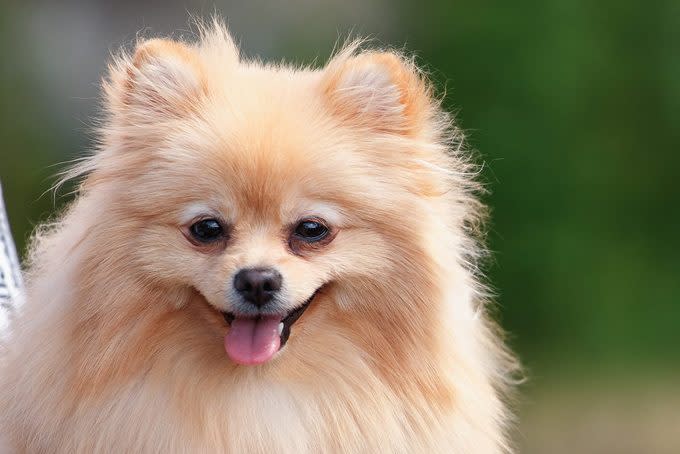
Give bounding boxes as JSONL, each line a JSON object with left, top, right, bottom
{"left": 0, "top": 19, "right": 518, "bottom": 453}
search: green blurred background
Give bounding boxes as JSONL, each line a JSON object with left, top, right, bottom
{"left": 1, "top": 1, "right": 678, "bottom": 452}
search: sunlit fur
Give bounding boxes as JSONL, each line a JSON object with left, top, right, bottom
{"left": 0, "top": 19, "right": 519, "bottom": 453}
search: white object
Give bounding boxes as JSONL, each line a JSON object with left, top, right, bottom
{"left": 0, "top": 182, "right": 24, "bottom": 339}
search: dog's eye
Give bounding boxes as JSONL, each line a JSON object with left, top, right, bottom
{"left": 189, "top": 219, "right": 224, "bottom": 243}
{"left": 293, "top": 219, "right": 329, "bottom": 242}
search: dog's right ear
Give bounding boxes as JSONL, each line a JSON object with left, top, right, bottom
{"left": 104, "top": 39, "right": 207, "bottom": 125}
{"left": 321, "top": 46, "right": 435, "bottom": 138}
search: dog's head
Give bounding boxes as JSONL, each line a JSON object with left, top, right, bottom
{"left": 84, "top": 22, "right": 472, "bottom": 367}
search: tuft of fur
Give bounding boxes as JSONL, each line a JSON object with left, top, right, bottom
{"left": 1, "top": 18, "right": 519, "bottom": 453}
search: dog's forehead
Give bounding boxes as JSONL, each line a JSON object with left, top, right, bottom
{"left": 192, "top": 114, "right": 344, "bottom": 205}
{"left": 213, "top": 147, "right": 316, "bottom": 212}
{"left": 166, "top": 75, "right": 369, "bottom": 222}
{"left": 174, "top": 135, "right": 347, "bottom": 223}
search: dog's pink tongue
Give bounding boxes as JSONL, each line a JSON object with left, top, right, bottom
{"left": 225, "top": 316, "right": 281, "bottom": 365}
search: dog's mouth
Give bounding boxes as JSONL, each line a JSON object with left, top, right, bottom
{"left": 220, "top": 287, "right": 322, "bottom": 365}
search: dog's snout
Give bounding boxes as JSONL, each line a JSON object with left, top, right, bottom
{"left": 233, "top": 267, "right": 282, "bottom": 307}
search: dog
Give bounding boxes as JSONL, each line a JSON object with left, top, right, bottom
{"left": 0, "top": 19, "right": 518, "bottom": 453}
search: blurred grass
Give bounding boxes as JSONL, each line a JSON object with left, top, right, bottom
{"left": 518, "top": 373, "right": 680, "bottom": 454}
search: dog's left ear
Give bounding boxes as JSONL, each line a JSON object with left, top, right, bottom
{"left": 104, "top": 39, "right": 207, "bottom": 124}
{"left": 321, "top": 49, "right": 434, "bottom": 137}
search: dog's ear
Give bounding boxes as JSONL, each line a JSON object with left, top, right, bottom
{"left": 104, "top": 39, "right": 207, "bottom": 124}
{"left": 321, "top": 49, "right": 434, "bottom": 137}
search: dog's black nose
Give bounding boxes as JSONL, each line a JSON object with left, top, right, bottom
{"left": 233, "top": 267, "right": 282, "bottom": 307}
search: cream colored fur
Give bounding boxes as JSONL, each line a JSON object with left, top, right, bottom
{"left": 0, "top": 19, "right": 518, "bottom": 453}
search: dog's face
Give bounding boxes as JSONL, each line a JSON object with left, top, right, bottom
{"left": 92, "top": 29, "right": 454, "bottom": 366}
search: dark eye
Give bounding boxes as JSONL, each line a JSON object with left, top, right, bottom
{"left": 189, "top": 219, "right": 224, "bottom": 243}
{"left": 294, "top": 219, "right": 329, "bottom": 242}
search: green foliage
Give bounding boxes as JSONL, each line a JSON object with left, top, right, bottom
{"left": 401, "top": 0, "right": 680, "bottom": 370}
